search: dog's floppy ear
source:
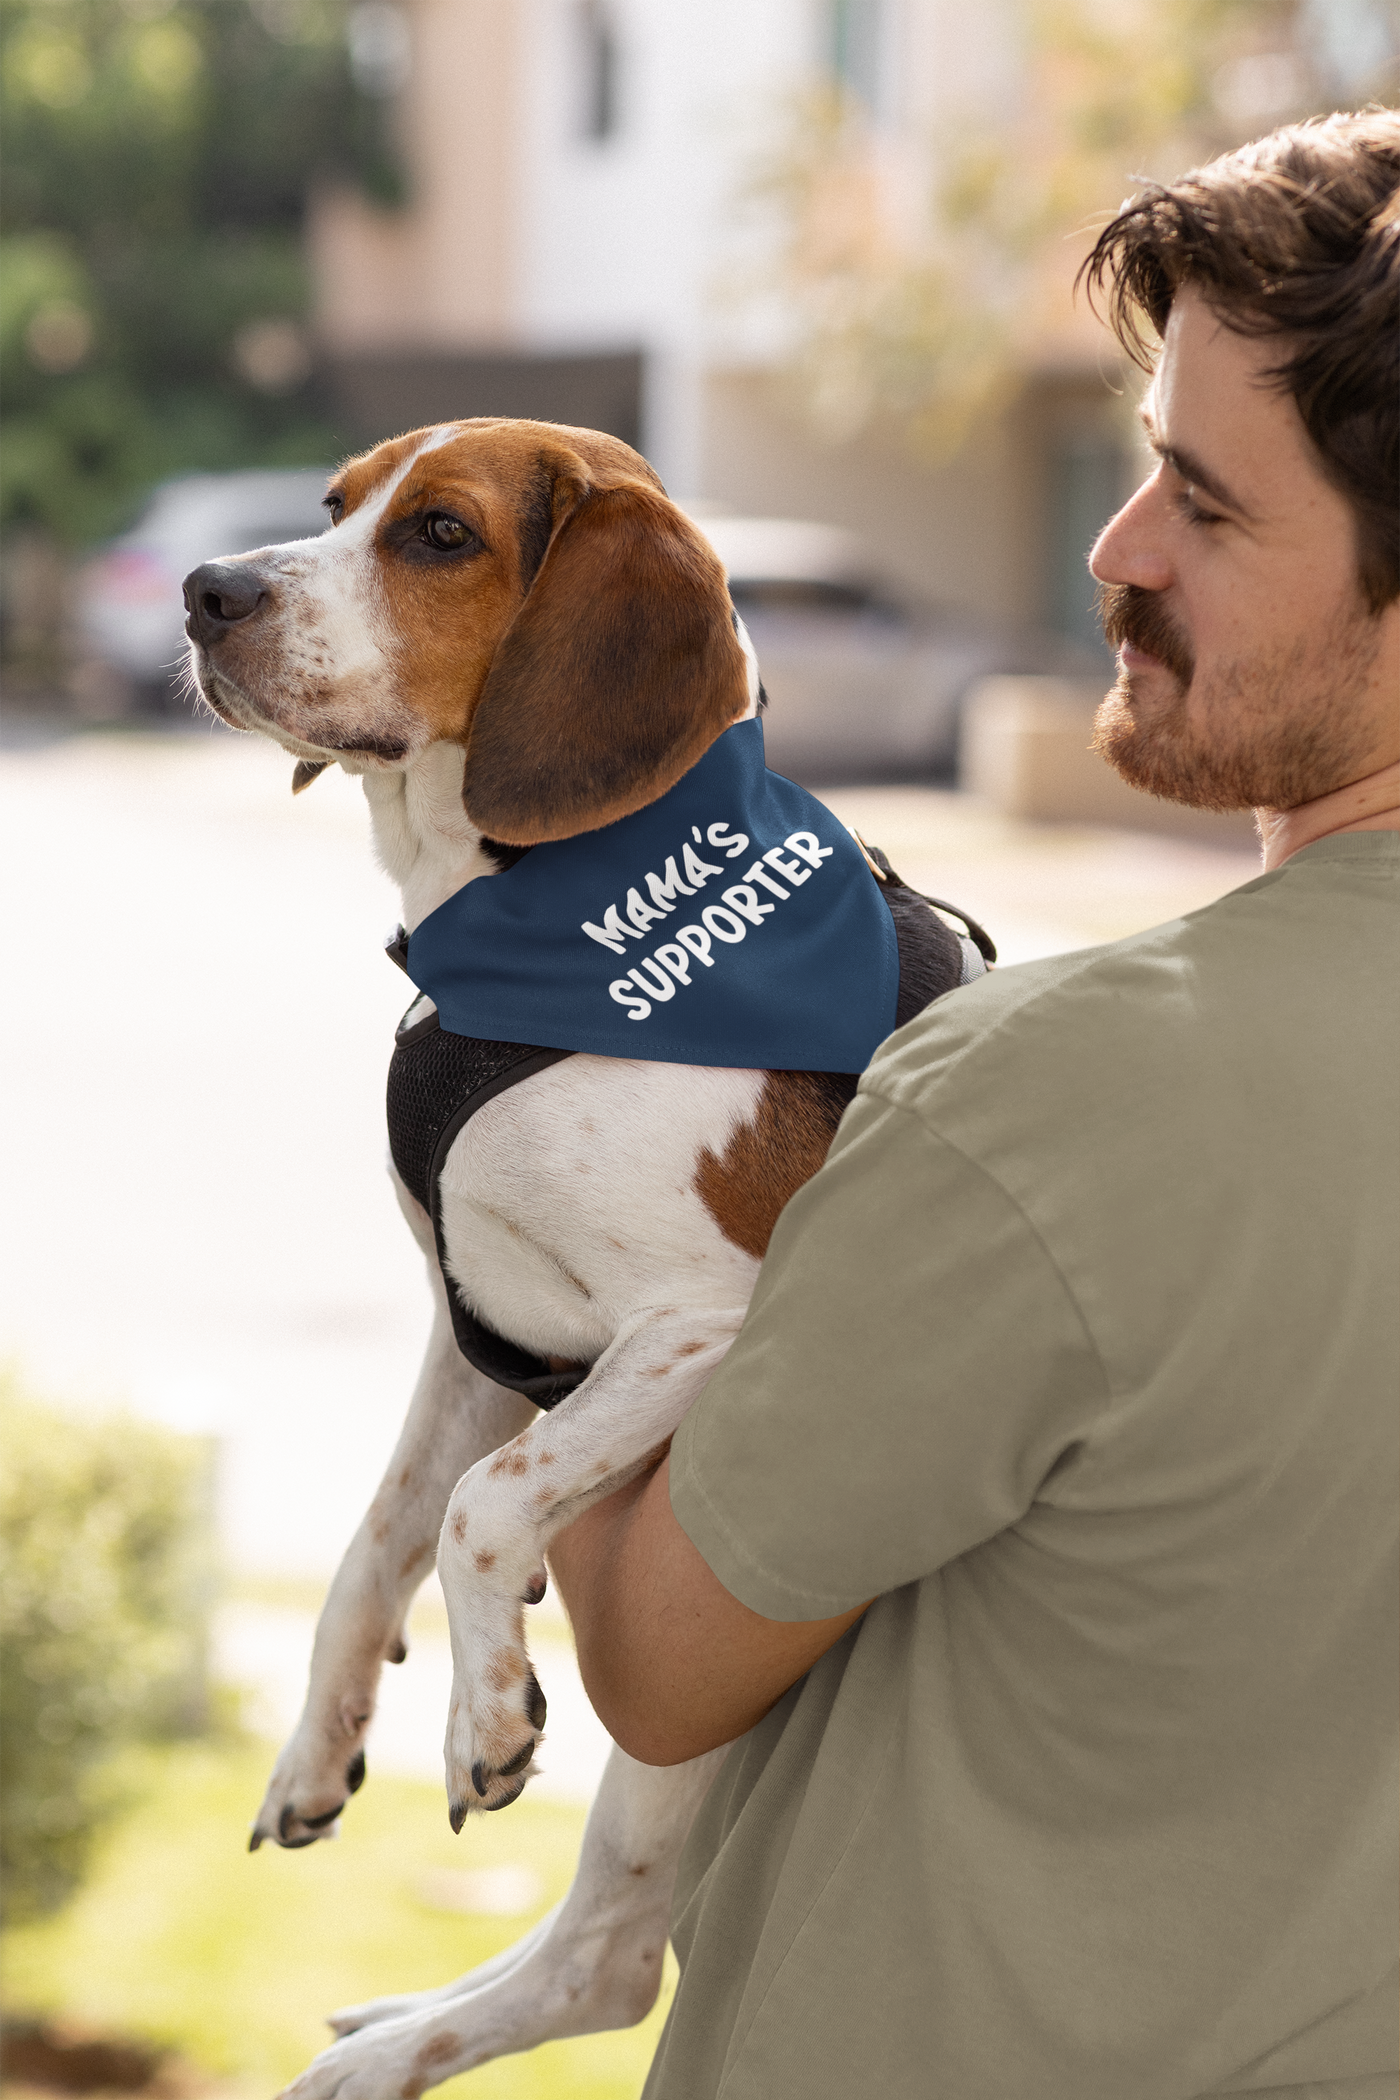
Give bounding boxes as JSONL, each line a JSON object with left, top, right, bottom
{"left": 461, "top": 476, "right": 750, "bottom": 844}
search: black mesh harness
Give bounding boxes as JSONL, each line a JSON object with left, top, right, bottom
{"left": 385, "top": 858, "right": 994, "bottom": 1410}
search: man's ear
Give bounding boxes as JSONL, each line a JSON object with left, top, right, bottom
{"left": 460, "top": 479, "right": 750, "bottom": 844}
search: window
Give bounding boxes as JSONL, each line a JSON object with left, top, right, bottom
{"left": 1047, "top": 429, "right": 1123, "bottom": 654}
{"left": 831, "top": 0, "right": 885, "bottom": 113}
{"left": 577, "top": 0, "right": 618, "bottom": 142}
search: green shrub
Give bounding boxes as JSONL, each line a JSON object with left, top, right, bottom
{"left": 0, "top": 1379, "right": 215, "bottom": 1924}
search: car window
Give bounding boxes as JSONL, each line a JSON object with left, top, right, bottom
{"left": 728, "top": 579, "right": 897, "bottom": 616}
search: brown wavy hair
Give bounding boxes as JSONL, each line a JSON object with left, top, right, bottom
{"left": 1079, "top": 111, "right": 1400, "bottom": 611}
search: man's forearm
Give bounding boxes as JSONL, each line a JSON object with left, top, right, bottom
{"left": 548, "top": 1454, "right": 869, "bottom": 1766}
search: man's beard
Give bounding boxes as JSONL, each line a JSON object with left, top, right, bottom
{"left": 1092, "top": 582, "right": 1382, "bottom": 812}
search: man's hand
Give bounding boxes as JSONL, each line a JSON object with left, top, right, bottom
{"left": 548, "top": 1455, "right": 869, "bottom": 1766}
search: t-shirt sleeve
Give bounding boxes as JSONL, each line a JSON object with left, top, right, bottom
{"left": 669, "top": 1087, "right": 1111, "bottom": 1619}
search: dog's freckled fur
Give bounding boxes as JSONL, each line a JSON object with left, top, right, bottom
{"left": 487, "top": 1651, "right": 526, "bottom": 1692}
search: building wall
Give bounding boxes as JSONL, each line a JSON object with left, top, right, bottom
{"left": 309, "top": 0, "right": 523, "bottom": 351}
{"left": 306, "top": 0, "right": 1136, "bottom": 637}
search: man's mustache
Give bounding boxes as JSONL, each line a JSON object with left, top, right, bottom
{"left": 1097, "top": 582, "right": 1195, "bottom": 687}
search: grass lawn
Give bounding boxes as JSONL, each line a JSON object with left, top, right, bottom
{"left": 0, "top": 1733, "right": 673, "bottom": 2098}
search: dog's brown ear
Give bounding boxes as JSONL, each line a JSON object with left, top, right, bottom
{"left": 461, "top": 479, "right": 750, "bottom": 844}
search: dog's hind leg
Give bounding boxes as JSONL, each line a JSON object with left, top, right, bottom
{"left": 284, "top": 1743, "right": 726, "bottom": 2097}
{"left": 250, "top": 1182, "right": 536, "bottom": 1850}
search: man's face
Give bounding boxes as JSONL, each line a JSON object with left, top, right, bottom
{"left": 1089, "top": 284, "right": 1399, "bottom": 812}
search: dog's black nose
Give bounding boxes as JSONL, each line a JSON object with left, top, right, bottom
{"left": 183, "top": 561, "right": 269, "bottom": 643}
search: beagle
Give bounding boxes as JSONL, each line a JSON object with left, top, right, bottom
{"left": 182, "top": 419, "right": 983, "bottom": 2098}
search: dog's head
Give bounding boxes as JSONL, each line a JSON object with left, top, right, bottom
{"left": 182, "top": 419, "right": 753, "bottom": 843}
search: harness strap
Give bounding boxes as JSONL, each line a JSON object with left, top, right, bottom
{"left": 386, "top": 997, "right": 580, "bottom": 1407}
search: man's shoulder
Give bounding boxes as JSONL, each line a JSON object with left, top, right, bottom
{"left": 866, "top": 870, "right": 1277, "bottom": 1136}
{"left": 870, "top": 913, "right": 1206, "bottom": 1113}
{"left": 867, "top": 834, "right": 1395, "bottom": 1139}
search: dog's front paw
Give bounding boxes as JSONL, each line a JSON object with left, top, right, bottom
{"left": 279, "top": 2017, "right": 419, "bottom": 2099}
{"left": 444, "top": 1641, "right": 548, "bottom": 1822}
{"left": 250, "top": 1720, "right": 369, "bottom": 1852}
{"left": 281, "top": 2008, "right": 479, "bottom": 2100}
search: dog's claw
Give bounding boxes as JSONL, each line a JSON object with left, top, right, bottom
{"left": 346, "top": 1749, "right": 367, "bottom": 1794}
{"left": 471, "top": 1760, "right": 489, "bottom": 1800}
{"left": 484, "top": 1777, "right": 527, "bottom": 1812}
{"left": 302, "top": 1802, "right": 342, "bottom": 1830}
{"left": 278, "top": 1804, "right": 297, "bottom": 1842}
{"left": 525, "top": 1672, "right": 547, "bottom": 1732}
{"left": 388, "top": 1638, "right": 408, "bottom": 1664}
{"left": 248, "top": 1829, "right": 264, "bottom": 1853}
{"left": 497, "top": 1740, "right": 534, "bottom": 1778}
{"left": 449, "top": 1797, "right": 467, "bottom": 1834}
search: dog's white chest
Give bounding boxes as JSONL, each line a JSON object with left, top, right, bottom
{"left": 434, "top": 1054, "right": 765, "bottom": 1365}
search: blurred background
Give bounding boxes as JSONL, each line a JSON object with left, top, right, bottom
{"left": 1, "top": 2, "right": 1395, "bottom": 2094}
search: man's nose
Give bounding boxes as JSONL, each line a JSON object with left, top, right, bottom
{"left": 1089, "top": 471, "right": 1173, "bottom": 591}
{"left": 183, "top": 561, "right": 269, "bottom": 644}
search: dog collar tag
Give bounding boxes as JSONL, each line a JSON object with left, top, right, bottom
{"left": 405, "top": 719, "right": 899, "bottom": 1073}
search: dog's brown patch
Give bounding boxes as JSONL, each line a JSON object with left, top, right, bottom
{"left": 474, "top": 1549, "right": 496, "bottom": 1573}
{"left": 694, "top": 1071, "right": 850, "bottom": 1260}
{"left": 411, "top": 2030, "right": 461, "bottom": 2075}
{"left": 490, "top": 1444, "right": 531, "bottom": 1479}
{"left": 400, "top": 1545, "right": 430, "bottom": 1580}
{"left": 451, "top": 1511, "right": 467, "bottom": 1545}
{"left": 675, "top": 1340, "right": 706, "bottom": 1357}
{"left": 488, "top": 1650, "right": 526, "bottom": 1691}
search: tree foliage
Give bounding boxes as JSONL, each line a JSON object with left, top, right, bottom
{"left": 0, "top": 1380, "right": 216, "bottom": 1924}
{"left": 744, "top": 0, "right": 1399, "bottom": 455}
{"left": 0, "top": 0, "right": 401, "bottom": 542}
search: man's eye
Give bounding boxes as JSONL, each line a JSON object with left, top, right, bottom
{"left": 1175, "top": 488, "right": 1223, "bottom": 527}
{"left": 425, "top": 514, "right": 471, "bottom": 550}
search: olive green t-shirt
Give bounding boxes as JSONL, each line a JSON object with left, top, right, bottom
{"left": 654, "top": 833, "right": 1399, "bottom": 2100}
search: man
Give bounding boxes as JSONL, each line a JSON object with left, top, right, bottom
{"left": 551, "top": 112, "right": 1399, "bottom": 2099}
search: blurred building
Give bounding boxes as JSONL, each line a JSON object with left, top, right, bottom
{"left": 305, "top": 0, "right": 1310, "bottom": 650}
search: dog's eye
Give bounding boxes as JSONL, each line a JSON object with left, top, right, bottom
{"left": 323, "top": 494, "right": 344, "bottom": 525}
{"left": 425, "top": 513, "right": 472, "bottom": 551}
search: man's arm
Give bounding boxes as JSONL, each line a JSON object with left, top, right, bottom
{"left": 548, "top": 1454, "right": 869, "bottom": 1766}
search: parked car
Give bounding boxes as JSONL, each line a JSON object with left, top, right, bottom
{"left": 690, "top": 513, "right": 1024, "bottom": 780}
{"left": 79, "top": 469, "right": 1031, "bottom": 773}
{"left": 76, "top": 469, "right": 332, "bottom": 709}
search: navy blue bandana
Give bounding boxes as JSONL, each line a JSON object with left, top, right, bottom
{"left": 405, "top": 718, "right": 898, "bottom": 1072}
